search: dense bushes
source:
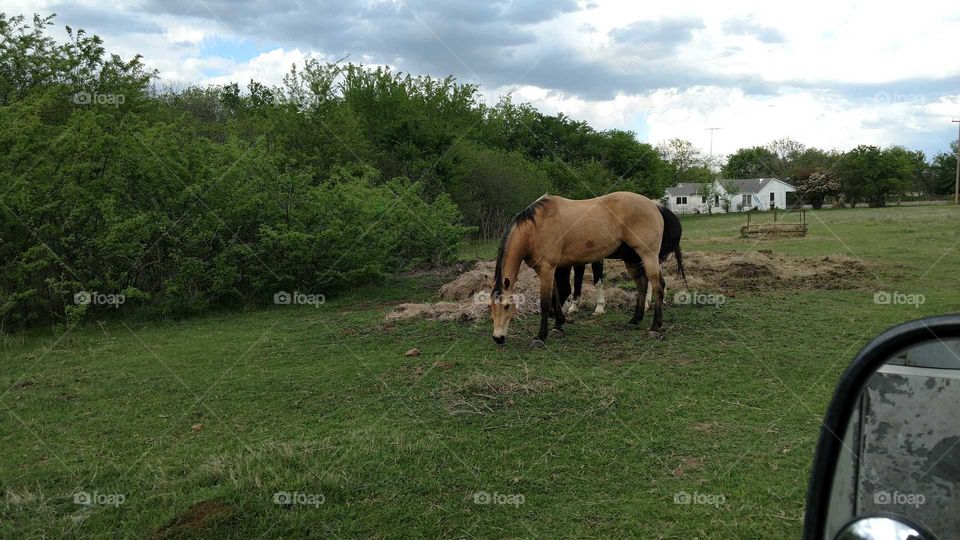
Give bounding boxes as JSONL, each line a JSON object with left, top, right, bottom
{"left": 0, "top": 13, "right": 676, "bottom": 329}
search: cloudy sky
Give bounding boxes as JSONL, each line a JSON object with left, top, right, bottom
{"left": 10, "top": 0, "right": 960, "bottom": 158}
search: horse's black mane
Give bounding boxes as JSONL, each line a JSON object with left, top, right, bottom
{"left": 493, "top": 196, "right": 550, "bottom": 294}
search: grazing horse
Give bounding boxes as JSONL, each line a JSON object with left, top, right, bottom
{"left": 490, "top": 192, "right": 683, "bottom": 346}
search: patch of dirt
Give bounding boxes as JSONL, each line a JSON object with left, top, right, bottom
{"left": 439, "top": 373, "right": 555, "bottom": 415}
{"left": 671, "top": 457, "right": 704, "bottom": 476}
{"left": 387, "top": 250, "right": 874, "bottom": 321}
{"left": 691, "top": 421, "right": 718, "bottom": 433}
{"left": 153, "top": 501, "right": 233, "bottom": 539}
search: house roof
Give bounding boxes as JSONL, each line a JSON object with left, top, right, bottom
{"left": 664, "top": 182, "right": 708, "bottom": 196}
{"left": 725, "top": 178, "right": 773, "bottom": 194}
{"left": 664, "top": 178, "right": 795, "bottom": 197}
{"left": 720, "top": 178, "right": 796, "bottom": 193}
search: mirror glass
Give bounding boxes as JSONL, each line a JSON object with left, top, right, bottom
{"left": 825, "top": 338, "right": 960, "bottom": 538}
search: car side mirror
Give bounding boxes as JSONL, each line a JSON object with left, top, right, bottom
{"left": 803, "top": 314, "right": 960, "bottom": 540}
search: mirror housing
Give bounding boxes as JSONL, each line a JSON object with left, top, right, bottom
{"left": 803, "top": 314, "right": 960, "bottom": 540}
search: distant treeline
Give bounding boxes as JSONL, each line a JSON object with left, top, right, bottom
{"left": 720, "top": 139, "right": 957, "bottom": 209}
{"left": 0, "top": 13, "right": 955, "bottom": 329}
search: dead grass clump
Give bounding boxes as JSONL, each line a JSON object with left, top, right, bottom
{"left": 440, "top": 373, "right": 555, "bottom": 415}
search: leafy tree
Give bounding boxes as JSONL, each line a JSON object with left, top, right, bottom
{"left": 445, "top": 142, "right": 551, "bottom": 239}
{"left": 835, "top": 145, "right": 913, "bottom": 207}
{"left": 930, "top": 141, "right": 958, "bottom": 197}
{"left": 658, "top": 138, "right": 711, "bottom": 184}
{"left": 721, "top": 146, "right": 776, "bottom": 178}
{"left": 765, "top": 137, "right": 806, "bottom": 178}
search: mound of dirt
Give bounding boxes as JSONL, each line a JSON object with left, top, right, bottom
{"left": 386, "top": 250, "right": 873, "bottom": 321}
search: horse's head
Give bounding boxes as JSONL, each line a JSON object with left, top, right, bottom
{"left": 489, "top": 277, "right": 517, "bottom": 344}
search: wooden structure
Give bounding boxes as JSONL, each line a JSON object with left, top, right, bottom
{"left": 740, "top": 209, "right": 807, "bottom": 238}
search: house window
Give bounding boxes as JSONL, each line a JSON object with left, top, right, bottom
{"left": 714, "top": 195, "right": 719, "bottom": 205}
{"left": 676, "top": 196, "right": 687, "bottom": 205}
{"left": 770, "top": 192, "right": 775, "bottom": 202}
{"left": 701, "top": 196, "right": 707, "bottom": 204}
{"left": 742, "top": 194, "right": 750, "bottom": 207}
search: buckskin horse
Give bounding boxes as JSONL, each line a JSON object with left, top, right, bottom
{"left": 490, "top": 192, "right": 685, "bottom": 346}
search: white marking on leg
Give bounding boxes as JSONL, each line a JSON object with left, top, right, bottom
{"left": 593, "top": 279, "right": 605, "bottom": 315}
{"left": 644, "top": 281, "right": 652, "bottom": 310}
{"left": 567, "top": 297, "right": 580, "bottom": 314}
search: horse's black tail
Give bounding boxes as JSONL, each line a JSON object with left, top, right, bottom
{"left": 674, "top": 244, "right": 687, "bottom": 285}
{"left": 658, "top": 205, "right": 687, "bottom": 287}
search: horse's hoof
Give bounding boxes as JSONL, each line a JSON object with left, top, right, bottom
{"left": 551, "top": 327, "right": 565, "bottom": 336}
{"left": 593, "top": 307, "right": 605, "bottom": 316}
{"left": 530, "top": 339, "right": 545, "bottom": 348}
{"left": 648, "top": 330, "right": 664, "bottom": 340}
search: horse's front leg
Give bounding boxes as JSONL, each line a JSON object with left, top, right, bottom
{"left": 534, "top": 268, "right": 556, "bottom": 346}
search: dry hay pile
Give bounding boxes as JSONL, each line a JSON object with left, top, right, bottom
{"left": 386, "top": 250, "right": 872, "bottom": 321}
{"left": 677, "top": 250, "right": 871, "bottom": 291}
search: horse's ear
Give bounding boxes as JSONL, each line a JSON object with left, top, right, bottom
{"left": 503, "top": 277, "right": 511, "bottom": 289}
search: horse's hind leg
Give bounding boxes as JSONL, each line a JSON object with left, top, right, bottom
{"left": 643, "top": 276, "right": 664, "bottom": 310}
{"left": 640, "top": 253, "right": 665, "bottom": 333}
{"left": 567, "top": 265, "right": 584, "bottom": 314}
{"left": 591, "top": 261, "right": 606, "bottom": 315}
{"left": 625, "top": 262, "right": 648, "bottom": 326}
{"left": 555, "top": 266, "right": 572, "bottom": 315}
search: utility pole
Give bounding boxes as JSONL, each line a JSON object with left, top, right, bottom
{"left": 953, "top": 119, "right": 959, "bottom": 205}
{"left": 705, "top": 127, "right": 722, "bottom": 175}
{"left": 705, "top": 127, "right": 721, "bottom": 158}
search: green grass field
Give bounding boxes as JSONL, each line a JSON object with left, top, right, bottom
{"left": 3, "top": 205, "right": 959, "bottom": 538}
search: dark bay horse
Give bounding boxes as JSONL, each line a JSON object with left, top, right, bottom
{"left": 556, "top": 204, "right": 685, "bottom": 317}
{"left": 555, "top": 262, "right": 606, "bottom": 316}
{"left": 490, "top": 192, "right": 684, "bottom": 346}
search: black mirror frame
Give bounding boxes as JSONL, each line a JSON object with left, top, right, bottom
{"left": 802, "top": 313, "right": 960, "bottom": 539}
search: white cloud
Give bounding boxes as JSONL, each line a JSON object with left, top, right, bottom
{"left": 200, "top": 48, "right": 329, "bottom": 87}
{"left": 10, "top": 0, "right": 960, "bottom": 156}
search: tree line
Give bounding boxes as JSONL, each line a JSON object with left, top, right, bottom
{"left": 1, "top": 13, "right": 955, "bottom": 329}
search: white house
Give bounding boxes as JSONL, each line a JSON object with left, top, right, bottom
{"left": 662, "top": 178, "right": 797, "bottom": 214}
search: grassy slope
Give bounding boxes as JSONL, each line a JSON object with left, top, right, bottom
{"left": 2, "top": 206, "right": 958, "bottom": 538}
